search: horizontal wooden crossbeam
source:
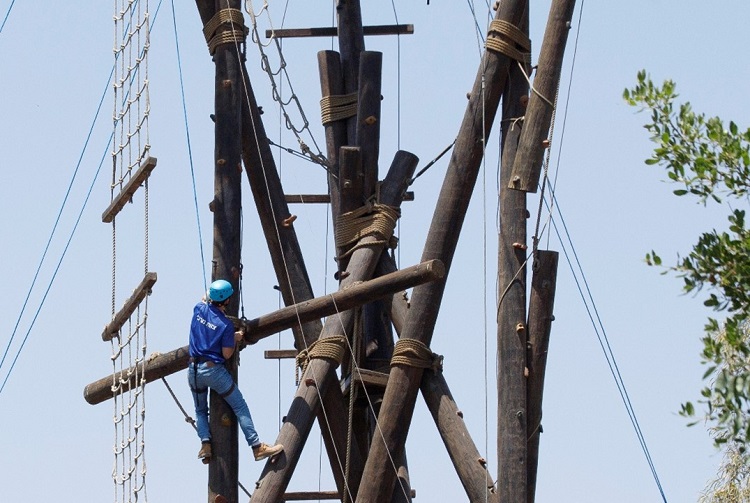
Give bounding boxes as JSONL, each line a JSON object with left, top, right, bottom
{"left": 101, "top": 272, "right": 157, "bottom": 341}
{"left": 285, "top": 191, "right": 414, "bottom": 204}
{"left": 102, "top": 156, "right": 157, "bottom": 223}
{"left": 281, "top": 491, "right": 340, "bottom": 501}
{"left": 264, "top": 349, "right": 298, "bottom": 359}
{"left": 84, "top": 260, "right": 443, "bottom": 404}
{"left": 280, "top": 489, "right": 416, "bottom": 500}
{"left": 267, "top": 24, "right": 414, "bottom": 39}
{"left": 353, "top": 368, "right": 389, "bottom": 388}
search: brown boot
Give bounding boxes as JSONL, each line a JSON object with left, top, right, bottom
{"left": 253, "top": 442, "right": 283, "bottom": 461}
{"left": 198, "top": 441, "right": 212, "bottom": 464}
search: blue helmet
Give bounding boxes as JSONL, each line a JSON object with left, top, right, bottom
{"left": 208, "top": 279, "right": 234, "bottom": 302}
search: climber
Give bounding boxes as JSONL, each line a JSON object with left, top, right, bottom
{"left": 187, "top": 279, "right": 283, "bottom": 464}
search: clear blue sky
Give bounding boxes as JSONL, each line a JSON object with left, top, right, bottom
{"left": 1, "top": 1, "right": 748, "bottom": 501}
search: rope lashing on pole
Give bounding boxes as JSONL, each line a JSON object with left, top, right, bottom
{"left": 295, "top": 335, "right": 348, "bottom": 385}
{"left": 485, "top": 19, "right": 531, "bottom": 67}
{"left": 335, "top": 199, "right": 401, "bottom": 260}
{"left": 320, "top": 92, "right": 359, "bottom": 125}
{"left": 202, "top": 8, "right": 248, "bottom": 55}
{"left": 391, "top": 339, "right": 443, "bottom": 373}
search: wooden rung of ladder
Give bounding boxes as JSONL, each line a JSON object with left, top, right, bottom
{"left": 285, "top": 191, "right": 414, "bottom": 204}
{"left": 267, "top": 24, "right": 414, "bottom": 40}
{"left": 102, "top": 156, "right": 157, "bottom": 223}
{"left": 101, "top": 272, "right": 157, "bottom": 341}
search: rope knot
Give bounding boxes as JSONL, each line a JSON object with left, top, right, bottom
{"left": 335, "top": 200, "right": 401, "bottom": 260}
{"left": 485, "top": 19, "right": 532, "bottom": 69}
{"left": 295, "top": 335, "right": 347, "bottom": 384}
{"left": 203, "top": 8, "right": 249, "bottom": 55}
{"left": 391, "top": 339, "right": 443, "bottom": 372}
{"left": 320, "top": 92, "right": 358, "bottom": 125}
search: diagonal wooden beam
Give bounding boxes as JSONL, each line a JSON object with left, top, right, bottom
{"left": 249, "top": 150, "right": 419, "bottom": 503}
{"left": 379, "top": 254, "right": 499, "bottom": 502}
{"left": 356, "top": 1, "right": 531, "bottom": 500}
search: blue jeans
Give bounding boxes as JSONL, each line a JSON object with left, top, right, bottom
{"left": 187, "top": 362, "right": 260, "bottom": 447}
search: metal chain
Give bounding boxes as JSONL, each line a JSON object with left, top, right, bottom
{"left": 244, "top": 0, "right": 328, "bottom": 169}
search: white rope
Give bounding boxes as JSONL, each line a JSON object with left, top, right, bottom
{"left": 110, "top": 1, "right": 151, "bottom": 501}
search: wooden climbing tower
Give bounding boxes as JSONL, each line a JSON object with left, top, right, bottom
{"left": 86, "top": 1, "right": 578, "bottom": 501}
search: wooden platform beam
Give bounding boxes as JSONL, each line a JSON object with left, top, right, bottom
{"left": 101, "top": 156, "right": 157, "bottom": 223}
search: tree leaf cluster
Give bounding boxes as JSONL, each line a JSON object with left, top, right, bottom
{"left": 624, "top": 71, "right": 750, "bottom": 451}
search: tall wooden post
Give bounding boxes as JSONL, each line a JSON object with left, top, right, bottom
{"left": 337, "top": 0, "right": 365, "bottom": 145}
{"left": 509, "top": 0, "right": 576, "bottom": 193}
{"left": 497, "top": 10, "right": 531, "bottom": 502}
{"left": 206, "top": 0, "right": 243, "bottom": 501}
{"left": 526, "top": 250, "right": 558, "bottom": 503}
{"left": 356, "top": 2, "right": 529, "bottom": 501}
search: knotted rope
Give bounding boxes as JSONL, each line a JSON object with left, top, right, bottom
{"left": 485, "top": 19, "right": 531, "bottom": 67}
{"left": 295, "top": 335, "right": 347, "bottom": 384}
{"left": 391, "top": 339, "right": 443, "bottom": 372}
{"left": 203, "top": 8, "right": 249, "bottom": 55}
{"left": 320, "top": 92, "right": 358, "bottom": 125}
{"left": 335, "top": 200, "right": 400, "bottom": 260}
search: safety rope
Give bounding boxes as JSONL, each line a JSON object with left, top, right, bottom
{"left": 342, "top": 312, "right": 362, "bottom": 503}
{"left": 160, "top": 375, "right": 253, "bottom": 499}
{"left": 320, "top": 92, "right": 358, "bottom": 125}
{"left": 391, "top": 339, "right": 444, "bottom": 372}
{"left": 295, "top": 335, "right": 347, "bottom": 385}
{"left": 485, "top": 19, "right": 531, "bottom": 67}
{"left": 335, "top": 200, "right": 400, "bottom": 260}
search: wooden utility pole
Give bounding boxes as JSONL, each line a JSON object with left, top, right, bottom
{"left": 192, "top": 1, "right": 245, "bottom": 501}
{"left": 497, "top": 9, "right": 530, "bottom": 502}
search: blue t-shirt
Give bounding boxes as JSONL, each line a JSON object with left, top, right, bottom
{"left": 188, "top": 301, "right": 235, "bottom": 364}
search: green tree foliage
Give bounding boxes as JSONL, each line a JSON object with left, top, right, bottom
{"left": 624, "top": 71, "right": 750, "bottom": 451}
